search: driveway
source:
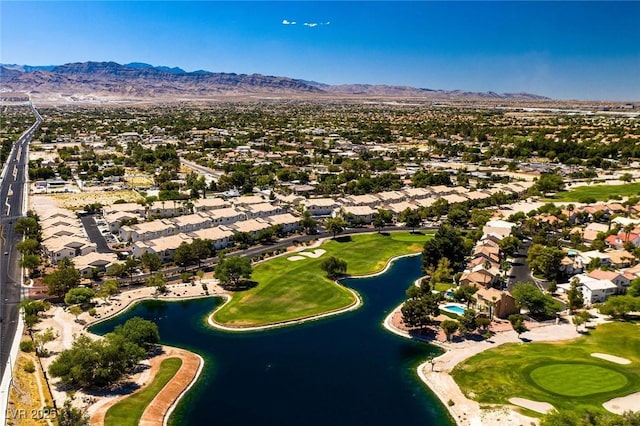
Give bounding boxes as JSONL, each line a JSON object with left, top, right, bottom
{"left": 80, "top": 214, "right": 113, "bottom": 253}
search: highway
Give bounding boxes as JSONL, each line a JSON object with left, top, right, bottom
{"left": 0, "top": 102, "right": 42, "bottom": 379}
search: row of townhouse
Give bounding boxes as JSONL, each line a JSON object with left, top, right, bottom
{"left": 131, "top": 213, "right": 301, "bottom": 261}
{"left": 104, "top": 195, "right": 270, "bottom": 233}
{"left": 457, "top": 220, "right": 519, "bottom": 319}
{"left": 118, "top": 203, "right": 286, "bottom": 243}
{"left": 40, "top": 209, "right": 97, "bottom": 265}
{"left": 303, "top": 182, "right": 533, "bottom": 224}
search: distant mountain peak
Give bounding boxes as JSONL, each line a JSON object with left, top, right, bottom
{"left": 0, "top": 60, "right": 551, "bottom": 101}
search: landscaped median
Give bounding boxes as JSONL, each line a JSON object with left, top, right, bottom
{"left": 450, "top": 322, "right": 640, "bottom": 415}
{"left": 211, "top": 232, "right": 433, "bottom": 328}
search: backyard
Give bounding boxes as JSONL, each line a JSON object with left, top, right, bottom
{"left": 212, "top": 231, "right": 432, "bottom": 328}
{"left": 451, "top": 322, "right": 640, "bottom": 414}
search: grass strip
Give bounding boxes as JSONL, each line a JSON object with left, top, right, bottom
{"left": 105, "top": 357, "right": 183, "bottom": 426}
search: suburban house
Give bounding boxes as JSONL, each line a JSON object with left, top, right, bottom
{"left": 573, "top": 274, "right": 618, "bottom": 306}
{"left": 192, "top": 197, "right": 228, "bottom": 212}
{"left": 73, "top": 252, "right": 119, "bottom": 276}
{"left": 44, "top": 236, "right": 97, "bottom": 264}
{"left": 474, "top": 287, "right": 518, "bottom": 319}
{"left": 170, "top": 213, "right": 213, "bottom": 233}
{"left": 587, "top": 269, "right": 631, "bottom": 293}
{"left": 229, "top": 218, "right": 273, "bottom": 237}
{"left": 339, "top": 194, "right": 381, "bottom": 208}
{"left": 265, "top": 213, "right": 301, "bottom": 233}
{"left": 120, "top": 219, "right": 176, "bottom": 243}
{"left": 242, "top": 202, "right": 284, "bottom": 219}
{"left": 334, "top": 205, "right": 376, "bottom": 225}
{"left": 132, "top": 234, "right": 193, "bottom": 261}
{"left": 207, "top": 208, "right": 247, "bottom": 226}
{"left": 190, "top": 226, "right": 235, "bottom": 250}
{"left": 303, "top": 198, "right": 340, "bottom": 217}
{"left": 605, "top": 232, "right": 640, "bottom": 249}
{"left": 459, "top": 264, "right": 500, "bottom": 288}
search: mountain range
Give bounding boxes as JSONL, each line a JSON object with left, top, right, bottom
{"left": 0, "top": 61, "right": 550, "bottom": 101}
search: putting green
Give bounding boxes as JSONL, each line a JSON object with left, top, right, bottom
{"left": 530, "top": 363, "right": 628, "bottom": 397}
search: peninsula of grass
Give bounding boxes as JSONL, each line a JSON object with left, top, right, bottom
{"left": 104, "top": 357, "right": 182, "bottom": 426}
{"left": 212, "top": 231, "right": 432, "bottom": 328}
{"left": 547, "top": 182, "right": 640, "bottom": 202}
{"left": 451, "top": 322, "right": 640, "bottom": 414}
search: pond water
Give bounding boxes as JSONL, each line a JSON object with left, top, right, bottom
{"left": 91, "top": 255, "right": 454, "bottom": 426}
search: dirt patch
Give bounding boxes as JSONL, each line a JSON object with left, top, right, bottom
{"left": 591, "top": 353, "right": 631, "bottom": 365}
{"left": 603, "top": 391, "right": 640, "bottom": 414}
{"left": 509, "top": 397, "right": 554, "bottom": 414}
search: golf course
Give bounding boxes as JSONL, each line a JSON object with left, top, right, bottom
{"left": 211, "top": 231, "right": 432, "bottom": 328}
{"left": 547, "top": 182, "right": 640, "bottom": 202}
{"left": 451, "top": 322, "right": 640, "bottom": 414}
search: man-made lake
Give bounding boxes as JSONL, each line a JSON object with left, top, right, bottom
{"left": 91, "top": 255, "right": 454, "bottom": 425}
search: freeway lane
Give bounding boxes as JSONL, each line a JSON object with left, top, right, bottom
{"left": 0, "top": 103, "right": 42, "bottom": 380}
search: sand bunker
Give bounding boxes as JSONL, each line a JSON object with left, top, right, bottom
{"left": 603, "top": 391, "right": 640, "bottom": 414}
{"left": 287, "top": 256, "right": 306, "bottom": 261}
{"left": 591, "top": 353, "right": 631, "bottom": 364}
{"left": 509, "top": 397, "right": 554, "bottom": 414}
{"left": 299, "top": 249, "right": 327, "bottom": 259}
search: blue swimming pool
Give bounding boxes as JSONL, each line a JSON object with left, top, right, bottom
{"left": 441, "top": 303, "right": 466, "bottom": 316}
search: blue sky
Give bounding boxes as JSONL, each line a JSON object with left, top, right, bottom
{"left": 1, "top": 1, "right": 639, "bottom": 100}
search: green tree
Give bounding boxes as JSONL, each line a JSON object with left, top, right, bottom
{"left": 64, "top": 287, "right": 95, "bottom": 306}
{"left": 567, "top": 278, "right": 584, "bottom": 313}
{"left": 441, "top": 320, "right": 459, "bottom": 342}
{"left": 627, "top": 277, "right": 640, "bottom": 297}
{"left": 431, "top": 257, "right": 454, "bottom": 285}
{"left": 447, "top": 204, "right": 469, "bottom": 227}
{"left": 140, "top": 251, "right": 162, "bottom": 272}
{"left": 58, "top": 399, "right": 89, "bottom": 426}
{"left": 511, "top": 282, "right": 562, "bottom": 318}
{"left": 399, "top": 207, "right": 421, "bottom": 232}
{"left": 20, "top": 254, "right": 41, "bottom": 270}
{"left": 300, "top": 210, "right": 318, "bottom": 234}
{"left": 191, "top": 238, "right": 212, "bottom": 265}
{"left": 422, "top": 224, "right": 468, "bottom": 272}
{"left": 321, "top": 256, "right": 348, "bottom": 279}
{"left": 215, "top": 256, "right": 252, "bottom": 287}
{"left": 535, "top": 173, "right": 564, "bottom": 194}
{"left": 16, "top": 238, "right": 40, "bottom": 254}
{"left": 498, "top": 236, "right": 522, "bottom": 258}
{"left": 373, "top": 208, "right": 393, "bottom": 233}
{"left": 526, "top": 244, "right": 564, "bottom": 280}
{"left": 34, "top": 327, "right": 56, "bottom": 356}
{"left": 599, "top": 295, "right": 640, "bottom": 318}
{"left": 173, "top": 242, "right": 194, "bottom": 266}
{"left": 97, "top": 280, "right": 119, "bottom": 301}
{"left": 458, "top": 309, "right": 478, "bottom": 335}
{"left": 69, "top": 305, "right": 83, "bottom": 321}
{"left": 325, "top": 216, "right": 346, "bottom": 238}
{"left": 146, "top": 273, "right": 167, "bottom": 294}
{"left": 14, "top": 216, "right": 41, "bottom": 239}
{"left": 454, "top": 285, "right": 478, "bottom": 308}
{"left": 44, "top": 263, "right": 81, "bottom": 297}
{"left": 508, "top": 314, "right": 529, "bottom": 337}
{"left": 112, "top": 317, "right": 159, "bottom": 350}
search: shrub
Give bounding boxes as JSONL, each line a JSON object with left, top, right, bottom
{"left": 88, "top": 308, "right": 97, "bottom": 316}
{"left": 20, "top": 341, "right": 35, "bottom": 352}
{"left": 447, "top": 399, "right": 455, "bottom": 407}
{"left": 181, "top": 272, "right": 191, "bottom": 283}
{"left": 24, "top": 361, "right": 36, "bottom": 373}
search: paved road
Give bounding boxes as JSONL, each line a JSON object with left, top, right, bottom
{"left": 0, "top": 103, "right": 42, "bottom": 378}
{"left": 80, "top": 215, "right": 113, "bottom": 253}
{"left": 506, "top": 241, "right": 535, "bottom": 290}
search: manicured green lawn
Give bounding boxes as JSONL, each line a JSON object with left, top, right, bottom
{"left": 451, "top": 322, "right": 640, "bottom": 414}
{"left": 212, "top": 232, "right": 432, "bottom": 327}
{"left": 547, "top": 182, "right": 640, "bottom": 202}
{"left": 105, "top": 357, "right": 183, "bottom": 426}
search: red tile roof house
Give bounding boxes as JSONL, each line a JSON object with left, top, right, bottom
{"left": 587, "top": 269, "right": 631, "bottom": 293}
{"left": 605, "top": 232, "right": 640, "bottom": 249}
